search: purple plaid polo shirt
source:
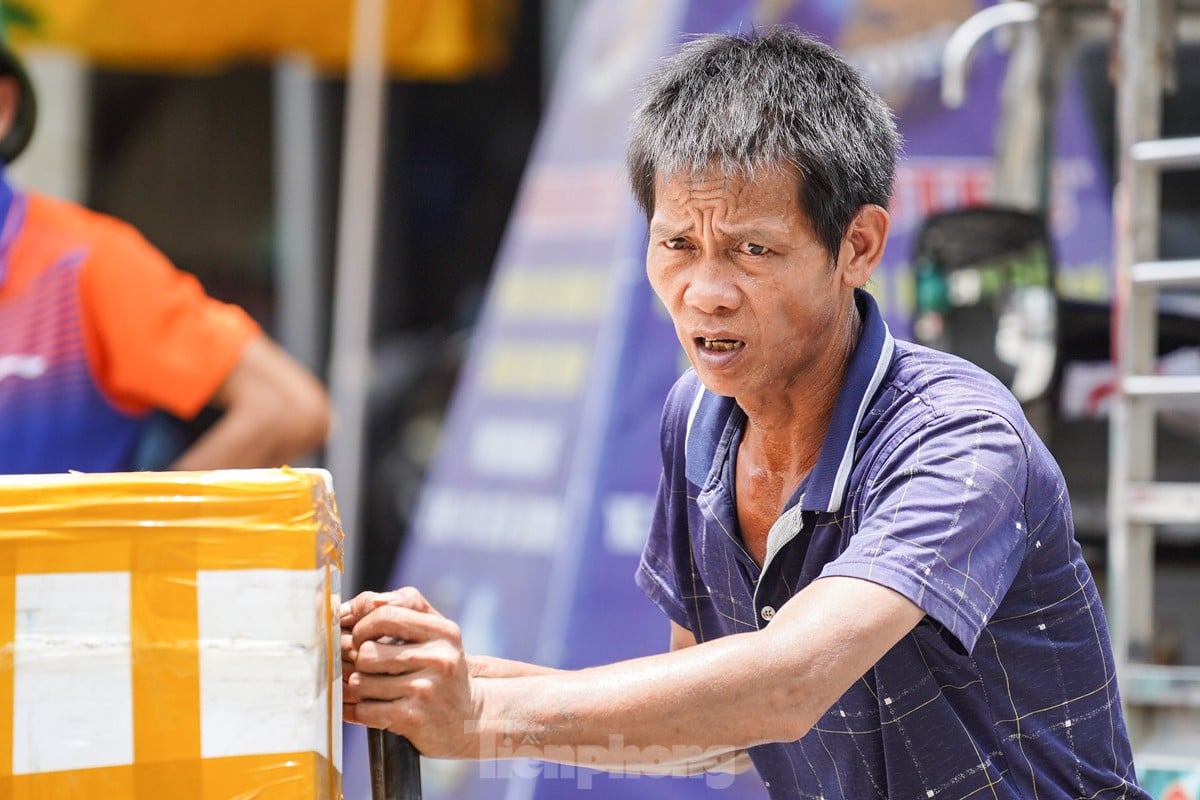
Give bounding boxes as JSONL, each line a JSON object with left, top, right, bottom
{"left": 637, "top": 290, "right": 1147, "bottom": 799}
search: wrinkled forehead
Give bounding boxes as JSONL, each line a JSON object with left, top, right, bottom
{"left": 651, "top": 160, "right": 805, "bottom": 219}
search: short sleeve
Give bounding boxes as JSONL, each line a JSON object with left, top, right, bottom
{"left": 77, "top": 218, "right": 260, "bottom": 418}
{"left": 635, "top": 474, "right": 693, "bottom": 629}
{"left": 635, "top": 371, "right": 703, "bottom": 631}
{"left": 820, "top": 410, "right": 1031, "bottom": 653}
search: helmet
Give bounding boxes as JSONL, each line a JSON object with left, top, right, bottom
{"left": 0, "top": 36, "right": 36, "bottom": 163}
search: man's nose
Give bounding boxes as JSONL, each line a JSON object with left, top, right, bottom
{"left": 682, "top": 254, "right": 741, "bottom": 315}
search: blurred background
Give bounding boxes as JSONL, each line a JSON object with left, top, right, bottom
{"left": 7, "top": 0, "right": 1200, "bottom": 798}
{"left": 7, "top": 0, "right": 555, "bottom": 594}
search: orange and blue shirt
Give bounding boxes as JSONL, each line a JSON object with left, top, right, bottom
{"left": 0, "top": 174, "right": 259, "bottom": 474}
{"left": 637, "top": 290, "right": 1147, "bottom": 800}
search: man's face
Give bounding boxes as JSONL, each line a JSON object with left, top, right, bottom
{"left": 646, "top": 165, "right": 858, "bottom": 402}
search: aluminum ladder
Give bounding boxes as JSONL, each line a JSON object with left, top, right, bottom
{"left": 1107, "top": 0, "right": 1200, "bottom": 781}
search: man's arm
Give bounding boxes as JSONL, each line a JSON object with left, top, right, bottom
{"left": 343, "top": 576, "right": 924, "bottom": 767}
{"left": 467, "top": 655, "right": 563, "bottom": 678}
{"left": 169, "top": 334, "right": 330, "bottom": 470}
{"left": 661, "top": 620, "right": 753, "bottom": 776}
{"left": 341, "top": 593, "right": 746, "bottom": 774}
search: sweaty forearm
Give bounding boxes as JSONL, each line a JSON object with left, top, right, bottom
{"left": 474, "top": 707, "right": 748, "bottom": 777}
{"left": 471, "top": 628, "right": 811, "bottom": 765}
{"left": 467, "top": 577, "right": 924, "bottom": 767}
{"left": 468, "top": 654, "right": 564, "bottom": 679}
{"left": 345, "top": 577, "right": 923, "bottom": 767}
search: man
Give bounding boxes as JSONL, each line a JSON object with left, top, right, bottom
{"left": 0, "top": 36, "right": 330, "bottom": 473}
{"left": 342, "top": 28, "right": 1147, "bottom": 798}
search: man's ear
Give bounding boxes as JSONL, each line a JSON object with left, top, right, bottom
{"left": 0, "top": 76, "right": 19, "bottom": 142}
{"left": 838, "top": 204, "right": 890, "bottom": 288}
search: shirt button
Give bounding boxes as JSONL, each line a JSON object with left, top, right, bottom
{"left": 760, "top": 605, "right": 775, "bottom": 621}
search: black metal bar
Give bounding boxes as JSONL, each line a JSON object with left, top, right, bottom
{"left": 368, "top": 728, "right": 388, "bottom": 799}
{"left": 368, "top": 728, "right": 422, "bottom": 800}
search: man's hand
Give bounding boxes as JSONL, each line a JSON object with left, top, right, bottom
{"left": 340, "top": 588, "right": 442, "bottom": 690}
{"left": 340, "top": 587, "right": 482, "bottom": 759}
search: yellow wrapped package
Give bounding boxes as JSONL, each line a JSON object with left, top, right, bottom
{"left": 0, "top": 468, "right": 343, "bottom": 800}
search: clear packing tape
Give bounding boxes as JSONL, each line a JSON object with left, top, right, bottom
{"left": 0, "top": 467, "right": 344, "bottom": 799}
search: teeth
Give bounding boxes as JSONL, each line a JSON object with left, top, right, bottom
{"left": 702, "top": 339, "right": 743, "bottom": 352}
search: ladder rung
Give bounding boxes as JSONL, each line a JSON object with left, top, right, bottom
{"left": 1122, "top": 375, "right": 1200, "bottom": 397}
{"left": 1127, "top": 482, "right": 1200, "bottom": 525}
{"left": 1132, "top": 136, "right": 1200, "bottom": 169}
{"left": 1132, "top": 259, "right": 1200, "bottom": 287}
{"left": 1123, "top": 663, "right": 1200, "bottom": 708}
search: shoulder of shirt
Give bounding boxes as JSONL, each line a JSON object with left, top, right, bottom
{"left": 879, "top": 338, "right": 1031, "bottom": 437}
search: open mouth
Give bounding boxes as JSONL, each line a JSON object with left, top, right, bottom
{"left": 699, "top": 338, "right": 744, "bottom": 352}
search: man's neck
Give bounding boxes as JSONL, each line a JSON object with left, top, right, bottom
{"left": 738, "top": 297, "right": 863, "bottom": 475}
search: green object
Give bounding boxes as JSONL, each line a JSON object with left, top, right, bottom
{"left": 915, "top": 257, "right": 951, "bottom": 313}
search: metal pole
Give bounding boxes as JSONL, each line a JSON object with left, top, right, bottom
{"left": 368, "top": 728, "right": 423, "bottom": 799}
{"left": 541, "top": 0, "right": 585, "bottom": 97}
{"left": 272, "top": 54, "right": 326, "bottom": 377}
{"left": 1108, "top": 0, "right": 1164, "bottom": 680}
{"left": 327, "top": 0, "right": 389, "bottom": 594}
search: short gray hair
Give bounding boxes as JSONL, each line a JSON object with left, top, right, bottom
{"left": 626, "top": 27, "right": 900, "bottom": 261}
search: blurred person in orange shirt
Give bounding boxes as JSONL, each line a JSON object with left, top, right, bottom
{"left": 0, "top": 35, "right": 330, "bottom": 473}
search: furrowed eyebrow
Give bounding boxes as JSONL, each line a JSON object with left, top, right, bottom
{"left": 647, "top": 220, "right": 789, "bottom": 243}
{"left": 721, "top": 224, "right": 788, "bottom": 242}
{"left": 648, "top": 220, "right": 693, "bottom": 239}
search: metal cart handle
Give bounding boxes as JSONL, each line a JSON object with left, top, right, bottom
{"left": 368, "top": 728, "right": 422, "bottom": 800}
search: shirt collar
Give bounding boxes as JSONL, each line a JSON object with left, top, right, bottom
{"left": 797, "top": 288, "right": 895, "bottom": 513}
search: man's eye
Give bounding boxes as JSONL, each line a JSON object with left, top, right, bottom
{"left": 744, "top": 243, "right": 769, "bottom": 256}
{"left": 665, "top": 238, "right": 688, "bottom": 250}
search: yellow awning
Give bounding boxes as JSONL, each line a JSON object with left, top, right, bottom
{"left": 9, "top": 0, "right": 515, "bottom": 78}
